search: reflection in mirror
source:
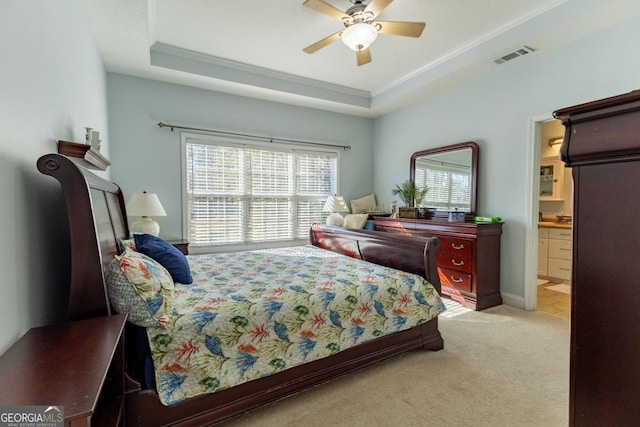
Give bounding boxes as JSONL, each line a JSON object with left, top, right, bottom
{"left": 410, "top": 141, "right": 478, "bottom": 220}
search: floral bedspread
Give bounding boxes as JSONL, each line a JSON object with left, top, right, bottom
{"left": 147, "top": 245, "right": 446, "bottom": 406}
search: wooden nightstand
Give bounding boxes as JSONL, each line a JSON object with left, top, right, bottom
{"left": 167, "top": 239, "right": 189, "bottom": 255}
{"left": 0, "top": 314, "right": 127, "bottom": 426}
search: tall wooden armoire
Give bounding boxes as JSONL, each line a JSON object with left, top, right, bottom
{"left": 554, "top": 90, "right": 640, "bottom": 426}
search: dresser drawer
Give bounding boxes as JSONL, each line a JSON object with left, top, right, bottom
{"left": 548, "top": 228, "right": 571, "bottom": 240}
{"left": 437, "top": 252, "right": 473, "bottom": 273}
{"left": 548, "top": 258, "right": 572, "bottom": 280}
{"left": 548, "top": 238, "right": 571, "bottom": 260}
{"left": 438, "top": 267, "right": 472, "bottom": 292}
{"left": 437, "top": 237, "right": 474, "bottom": 258}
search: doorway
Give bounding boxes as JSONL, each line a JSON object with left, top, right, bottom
{"left": 524, "top": 114, "right": 572, "bottom": 318}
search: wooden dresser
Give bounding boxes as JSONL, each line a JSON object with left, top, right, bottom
{"left": 555, "top": 90, "right": 640, "bottom": 426}
{"left": 375, "top": 217, "right": 503, "bottom": 310}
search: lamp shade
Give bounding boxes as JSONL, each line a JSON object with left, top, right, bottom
{"left": 324, "top": 195, "right": 350, "bottom": 227}
{"left": 126, "top": 191, "right": 166, "bottom": 236}
{"left": 341, "top": 22, "right": 378, "bottom": 51}
{"left": 323, "top": 195, "right": 350, "bottom": 213}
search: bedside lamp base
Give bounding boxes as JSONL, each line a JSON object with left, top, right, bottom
{"left": 130, "top": 217, "right": 160, "bottom": 236}
{"left": 326, "top": 213, "right": 345, "bottom": 227}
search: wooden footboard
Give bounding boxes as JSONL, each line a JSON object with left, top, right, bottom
{"left": 128, "top": 319, "right": 443, "bottom": 426}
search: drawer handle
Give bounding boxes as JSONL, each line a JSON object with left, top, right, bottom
{"left": 451, "top": 243, "right": 465, "bottom": 250}
{"left": 452, "top": 259, "right": 465, "bottom": 266}
{"left": 560, "top": 248, "right": 571, "bottom": 251}
{"left": 450, "top": 275, "right": 463, "bottom": 283}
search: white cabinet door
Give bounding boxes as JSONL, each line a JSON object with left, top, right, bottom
{"left": 540, "top": 157, "right": 565, "bottom": 201}
{"left": 538, "top": 237, "right": 549, "bottom": 276}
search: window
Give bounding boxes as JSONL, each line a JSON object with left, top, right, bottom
{"left": 183, "top": 135, "right": 338, "bottom": 250}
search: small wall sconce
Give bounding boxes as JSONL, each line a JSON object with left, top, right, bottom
{"left": 548, "top": 137, "right": 563, "bottom": 147}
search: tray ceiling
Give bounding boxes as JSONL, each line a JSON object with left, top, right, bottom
{"left": 80, "top": 0, "right": 638, "bottom": 116}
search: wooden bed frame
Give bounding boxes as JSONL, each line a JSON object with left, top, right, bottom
{"left": 37, "top": 153, "right": 444, "bottom": 426}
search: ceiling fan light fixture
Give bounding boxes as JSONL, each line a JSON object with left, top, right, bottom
{"left": 341, "top": 22, "right": 377, "bottom": 51}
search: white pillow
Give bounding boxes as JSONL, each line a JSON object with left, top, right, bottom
{"left": 344, "top": 213, "right": 369, "bottom": 229}
{"left": 350, "top": 194, "right": 376, "bottom": 214}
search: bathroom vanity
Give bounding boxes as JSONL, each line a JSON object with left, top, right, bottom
{"left": 538, "top": 223, "right": 571, "bottom": 283}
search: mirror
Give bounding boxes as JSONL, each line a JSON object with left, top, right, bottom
{"left": 410, "top": 141, "right": 478, "bottom": 220}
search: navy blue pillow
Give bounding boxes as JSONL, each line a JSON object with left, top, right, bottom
{"left": 133, "top": 234, "right": 193, "bottom": 284}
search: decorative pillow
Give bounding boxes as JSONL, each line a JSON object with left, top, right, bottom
{"left": 344, "top": 213, "right": 369, "bottom": 229}
{"left": 134, "top": 234, "right": 193, "bottom": 284}
{"left": 106, "top": 250, "right": 174, "bottom": 328}
{"left": 118, "top": 238, "right": 136, "bottom": 253}
{"left": 350, "top": 194, "right": 376, "bottom": 214}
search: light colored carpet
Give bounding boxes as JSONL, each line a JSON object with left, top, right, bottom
{"left": 219, "top": 300, "right": 570, "bottom": 427}
{"left": 545, "top": 284, "right": 571, "bottom": 295}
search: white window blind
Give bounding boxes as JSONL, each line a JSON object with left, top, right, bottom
{"left": 415, "top": 161, "right": 470, "bottom": 210}
{"left": 184, "top": 137, "right": 337, "bottom": 249}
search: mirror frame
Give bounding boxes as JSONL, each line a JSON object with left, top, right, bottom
{"left": 410, "top": 141, "right": 479, "bottom": 221}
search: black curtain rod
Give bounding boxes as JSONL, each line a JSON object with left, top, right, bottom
{"left": 157, "top": 122, "right": 351, "bottom": 150}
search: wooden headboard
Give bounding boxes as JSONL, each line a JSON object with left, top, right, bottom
{"left": 38, "top": 153, "right": 441, "bottom": 321}
{"left": 37, "top": 154, "right": 129, "bottom": 320}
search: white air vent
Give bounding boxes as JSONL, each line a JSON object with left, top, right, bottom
{"left": 493, "top": 46, "right": 535, "bottom": 64}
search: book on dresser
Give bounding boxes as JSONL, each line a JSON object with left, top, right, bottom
{"left": 374, "top": 217, "right": 503, "bottom": 310}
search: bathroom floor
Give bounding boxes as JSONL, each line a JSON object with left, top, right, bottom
{"left": 537, "top": 281, "right": 571, "bottom": 319}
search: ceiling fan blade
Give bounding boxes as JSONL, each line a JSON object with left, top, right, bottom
{"left": 303, "top": 31, "right": 342, "bottom": 54}
{"left": 356, "top": 48, "right": 372, "bottom": 66}
{"left": 376, "top": 21, "right": 426, "bottom": 38}
{"left": 365, "top": 0, "right": 393, "bottom": 19}
{"left": 303, "top": 0, "right": 349, "bottom": 21}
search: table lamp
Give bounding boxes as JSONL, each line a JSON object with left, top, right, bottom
{"left": 323, "top": 195, "right": 350, "bottom": 226}
{"left": 126, "top": 191, "right": 167, "bottom": 236}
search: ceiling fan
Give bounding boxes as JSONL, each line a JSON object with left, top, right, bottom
{"left": 302, "top": 0, "right": 425, "bottom": 66}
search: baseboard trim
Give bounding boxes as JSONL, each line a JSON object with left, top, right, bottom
{"left": 501, "top": 292, "right": 525, "bottom": 309}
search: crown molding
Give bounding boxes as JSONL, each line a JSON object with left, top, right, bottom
{"left": 150, "top": 43, "right": 372, "bottom": 108}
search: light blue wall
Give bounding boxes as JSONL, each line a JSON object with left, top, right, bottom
{"left": 373, "top": 15, "right": 640, "bottom": 305}
{"left": 2, "top": 2, "right": 638, "bottom": 358}
{"left": 107, "top": 74, "right": 374, "bottom": 240}
{"left": 0, "top": 0, "right": 109, "bottom": 353}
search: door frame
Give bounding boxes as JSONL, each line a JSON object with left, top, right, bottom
{"left": 524, "top": 112, "right": 555, "bottom": 310}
